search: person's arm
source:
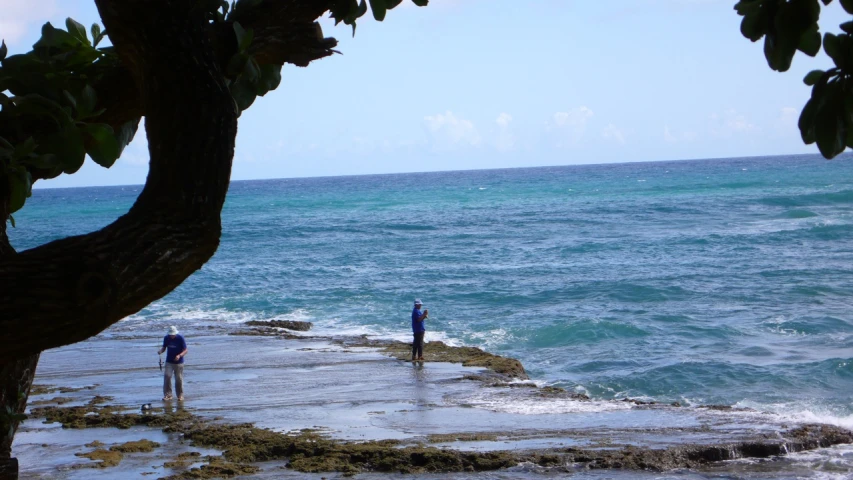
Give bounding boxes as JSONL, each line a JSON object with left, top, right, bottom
{"left": 418, "top": 309, "right": 428, "bottom": 321}
{"left": 175, "top": 337, "right": 188, "bottom": 360}
{"left": 158, "top": 337, "right": 166, "bottom": 355}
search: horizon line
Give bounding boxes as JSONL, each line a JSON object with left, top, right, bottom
{"left": 31, "top": 151, "right": 842, "bottom": 191}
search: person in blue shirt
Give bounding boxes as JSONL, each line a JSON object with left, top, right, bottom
{"left": 158, "top": 326, "right": 188, "bottom": 401}
{"left": 411, "top": 299, "right": 428, "bottom": 361}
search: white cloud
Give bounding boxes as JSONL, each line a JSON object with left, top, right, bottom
{"left": 495, "top": 112, "right": 514, "bottom": 151}
{"left": 496, "top": 112, "right": 512, "bottom": 128}
{"left": 549, "top": 107, "right": 594, "bottom": 147}
{"left": 601, "top": 123, "right": 625, "bottom": 144}
{"left": 775, "top": 107, "right": 799, "bottom": 135}
{"left": 424, "top": 110, "right": 480, "bottom": 149}
{"left": 0, "top": 0, "right": 58, "bottom": 43}
{"left": 710, "top": 109, "right": 757, "bottom": 138}
{"left": 664, "top": 125, "right": 697, "bottom": 144}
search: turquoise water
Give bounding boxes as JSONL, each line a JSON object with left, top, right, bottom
{"left": 11, "top": 154, "right": 853, "bottom": 428}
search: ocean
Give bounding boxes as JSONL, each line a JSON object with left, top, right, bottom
{"left": 11, "top": 154, "right": 853, "bottom": 475}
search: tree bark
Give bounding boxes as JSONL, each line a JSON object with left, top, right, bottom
{"left": 0, "top": 355, "right": 39, "bottom": 469}
{"left": 0, "top": 163, "right": 36, "bottom": 480}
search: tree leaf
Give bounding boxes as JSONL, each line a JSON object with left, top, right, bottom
{"left": 824, "top": 33, "right": 840, "bottom": 60}
{"left": 412, "top": 0, "right": 428, "bottom": 6}
{"left": 230, "top": 75, "right": 257, "bottom": 112}
{"left": 370, "top": 0, "right": 388, "bottom": 21}
{"left": 803, "top": 69, "right": 824, "bottom": 86}
{"left": 65, "top": 18, "right": 89, "bottom": 45}
{"left": 13, "top": 94, "right": 74, "bottom": 127}
{"left": 62, "top": 89, "right": 77, "bottom": 109}
{"left": 841, "top": 0, "right": 853, "bottom": 14}
{"left": 13, "top": 137, "right": 38, "bottom": 159}
{"left": 227, "top": 53, "right": 250, "bottom": 77}
{"left": 7, "top": 167, "right": 31, "bottom": 213}
{"left": 34, "top": 22, "right": 81, "bottom": 52}
{"left": 799, "top": 98, "right": 817, "bottom": 144}
{"left": 233, "top": 22, "right": 253, "bottom": 52}
{"left": 83, "top": 123, "right": 120, "bottom": 168}
{"left": 115, "top": 119, "right": 139, "bottom": 157}
{"left": 37, "top": 124, "right": 86, "bottom": 174}
{"left": 25, "top": 153, "right": 59, "bottom": 169}
{"left": 256, "top": 64, "right": 282, "bottom": 96}
{"left": 740, "top": 12, "right": 766, "bottom": 42}
{"left": 734, "top": 0, "right": 762, "bottom": 16}
{"left": 243, "top": 58, "right": 260, "bottom": 84}
{"left": 90, "top": 23, "right": 101, "bottom": 43}
{"left": 0, "top": 41, "right": 7, "bottom": 61}
{"left": 814, "top": 84, "right": 846, "bottom": 158}
{"left": 76, "top": 84, "right": 97, "bottom": 118}
{"left": 797, "top": 26, "right": 821, "bottom": 56}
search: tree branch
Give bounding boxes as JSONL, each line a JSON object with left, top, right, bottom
{"left": 0, "top": 0, "right": 237, "bottom": 362}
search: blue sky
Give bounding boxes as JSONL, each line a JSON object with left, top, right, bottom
{"left": 3, "top": 0, "right": 849, "bottom": 188}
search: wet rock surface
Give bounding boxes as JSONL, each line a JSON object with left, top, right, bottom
{"left": 342, "top": 336, "right": 528, "bottom": 380}
{"left": 20, "top": 399, "right": 853, "bottom": 475}
{"left": 244, "top": 320, "right": 313, "bottom": 331}
{"left": 14, "top": 332, "right": 853, "bottom": 478}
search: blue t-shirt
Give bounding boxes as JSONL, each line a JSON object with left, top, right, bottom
{"left": 412, "top": 308, "right": 425, "bottom": 333}
{"left": 162, "top": 334, "right": 187, "bottom": 364}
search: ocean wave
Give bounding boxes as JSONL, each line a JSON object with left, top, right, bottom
{"left": 525, "top": 320, "right": 650, "bottom": 348}
{"left": 736, "top": 400, "right": 853, "bottom": 430}
{"left": 456, "top": 390, "right": 633, "bottom": 415}
{"left": 760, "top": 189, "right": 853, "bottom": 207}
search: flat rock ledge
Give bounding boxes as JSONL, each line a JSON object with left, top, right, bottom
{"left": 21, "top": 328, "right": 853, "bottom": 477}
{"left": 25, "top": 402, "right": 853, "bottom": 476}
{"left": 230, "top": 320, "right": 314, "bottom": 339}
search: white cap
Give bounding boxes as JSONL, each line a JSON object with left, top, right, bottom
{"left": 168, "top": 326, "right": 179, "bottom": 335}
{"left": 414, "top": 299, "right": 423, "bottom": 306}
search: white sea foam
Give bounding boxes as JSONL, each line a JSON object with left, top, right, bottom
{"left": 734, "top": 400, "right": 853, "bottom": 430}
{"left": 459, "top": 390, "right": 633, "bottom": 415}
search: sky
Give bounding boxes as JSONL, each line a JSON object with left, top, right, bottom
{"left": 3, "top": 0, "right": 850, "bottom": 188}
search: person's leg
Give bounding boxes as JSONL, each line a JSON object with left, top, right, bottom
{"left": 174, "top": 364, "right": 184, "bottom": 400}
{"left": 414, "top": 332, "right": 424, "bottom": 360}
{"left": 163, "top": 364, "right": 174, "bottom": 399}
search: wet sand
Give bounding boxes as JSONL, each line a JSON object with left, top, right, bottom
{"left": 12, "top": 329, "right": 853, "bottom": 478}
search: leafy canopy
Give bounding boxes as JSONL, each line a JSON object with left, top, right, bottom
{"left": 0, "top": 0, "right": 427, "bottom": 220}
{"left": 736, "top": 0, "right": 853, "bottom": 158}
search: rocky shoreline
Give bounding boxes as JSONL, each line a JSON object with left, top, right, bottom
{"left": 14, "top": 321, "right": 853, "bottom": 478}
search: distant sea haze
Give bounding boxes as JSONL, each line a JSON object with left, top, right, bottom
{"left": 11, "top": 154, "right": 853, "bottom": 426}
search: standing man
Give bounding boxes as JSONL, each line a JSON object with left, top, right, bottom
{"left": 411, "top": 299, "right": 428, "bottom": 361}
{"left": 158, "top": 326, "right": 187, "bottom": 401}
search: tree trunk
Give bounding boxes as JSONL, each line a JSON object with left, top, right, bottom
{"left": 0, "top": 184, "right": 36, "bottom": 480}
{"left": 0, "top": 355, "right": 38, "bottom": 480}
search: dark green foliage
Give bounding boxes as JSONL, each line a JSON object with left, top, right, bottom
{"left": 0, "top": 21, "right": 138, "bottom": 214}
{"left": 224, "top": 22, "right": 283, "bottom": 114}
{"left": 735, "top": 0, "right": 853, "bottom": 158}
{"left": 330, "top": 0, "right": 428, "bottom": 36}
{"left": 0, "top": 1, "right": 429, "bottom": 220}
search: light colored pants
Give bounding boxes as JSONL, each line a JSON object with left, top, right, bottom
{"left": 163, "top": 363, "right": 184, "bottom": 398}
